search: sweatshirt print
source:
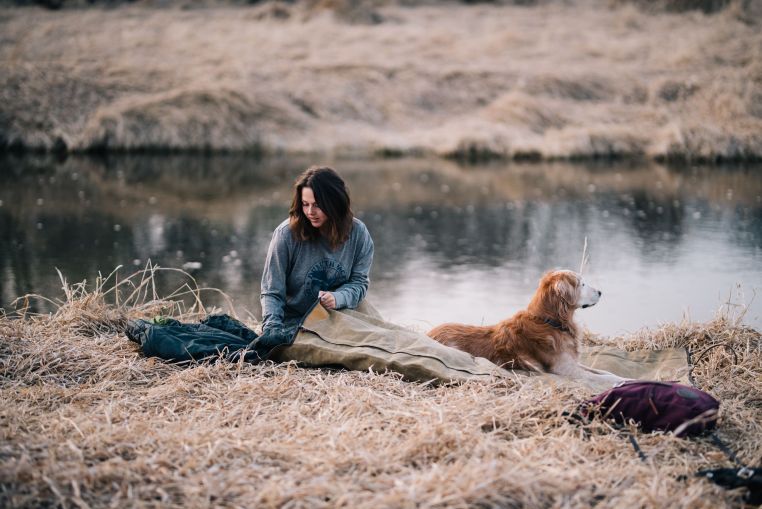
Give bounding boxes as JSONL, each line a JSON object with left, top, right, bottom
{"left": 260, "top": 217, "right": 374, "bottom": 333}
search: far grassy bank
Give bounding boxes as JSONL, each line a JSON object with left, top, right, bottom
{"left": 1, "top": 1, "right": 761, "bottom": 161}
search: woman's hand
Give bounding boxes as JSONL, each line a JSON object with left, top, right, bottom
{"left": 318, "top": 291, "right": 336, "bottom": 310}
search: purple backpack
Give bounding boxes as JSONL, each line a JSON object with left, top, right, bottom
{"left": 580, "top": 380, "right": 720, "bottom": 437}
{"left": 580, "top": 381, "right": 762, "bottom": 504}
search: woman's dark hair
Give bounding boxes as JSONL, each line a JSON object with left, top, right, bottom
{"left": 289, "top": 166, "right": 353, "bottom": 249}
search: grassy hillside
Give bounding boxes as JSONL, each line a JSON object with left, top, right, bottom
{"left": 1, "top": 0, "right": 760, "bottom": 160}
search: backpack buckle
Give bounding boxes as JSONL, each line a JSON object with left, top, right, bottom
{"left": 737, "top": 467, "right": 755, "bottom": 480}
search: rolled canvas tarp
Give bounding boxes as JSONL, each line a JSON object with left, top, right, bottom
{"left": 579, "top": 345, "right": 690, "bottom": 383}
{"left": 270, "top": 301, "right": 509, "bottom": 383}
{"left": 270, "top": 302, "right": 690, "bottom": 388}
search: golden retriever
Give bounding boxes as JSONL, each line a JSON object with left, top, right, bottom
{"left": 427, "top": 270, "right": 625, "bottom": 386}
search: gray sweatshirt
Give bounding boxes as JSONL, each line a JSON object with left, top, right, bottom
{"left": 260, "top": 217, "right": 374, "bottom": 332}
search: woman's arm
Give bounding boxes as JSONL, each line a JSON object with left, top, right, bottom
{"left": 332, "top": 224, "right": 374, "bottom": 310}
{"left": 260, "top": 225, "right": 291, "bottom": 331}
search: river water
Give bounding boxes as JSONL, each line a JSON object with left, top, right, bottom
{"left": 1, "top": 155, "right": 760, "bottom": 337}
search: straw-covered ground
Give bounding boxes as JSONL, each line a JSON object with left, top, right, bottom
{"left": 1, "top": 268, "right": 761, "bottom": 508}
{"left": 1, "top": 0, "right": 761, "bottom": 161}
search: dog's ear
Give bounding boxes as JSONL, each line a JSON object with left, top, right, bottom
{"left": 529, "top": 270, "right": 578, "bottom": 320}
{"left": 553, "top": 276, "right": 577, "bottom": 306}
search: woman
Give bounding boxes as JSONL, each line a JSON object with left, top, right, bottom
{"left": 259, "top": 166, "right": 374, "bottom": 343}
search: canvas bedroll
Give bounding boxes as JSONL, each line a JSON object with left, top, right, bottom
{"left": 270, "top": 302, "right": 690, "bottom": 389}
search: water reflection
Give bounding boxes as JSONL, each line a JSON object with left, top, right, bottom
{"left": 1, "top": 154, "right": 760, "bottom": 335}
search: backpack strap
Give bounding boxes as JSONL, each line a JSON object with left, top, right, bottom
{"left": 697, "top": 442, "right": 761, "bottom": 506}
{"left": 628, "top": 434, "right": 648, "bottom": 462}
{"left": 696, "top": 466, "right": 762, "bottom": 505}
{"left": 688, "top": 343, "right": 738, "bottom": 386}
{"left": 709, "top": 432, "right": 743, "bottom": 467}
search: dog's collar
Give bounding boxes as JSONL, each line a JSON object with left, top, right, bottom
{"left": 542, "top": 317, "right": 571, "bottom": 333}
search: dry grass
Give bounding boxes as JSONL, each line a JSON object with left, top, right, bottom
{"left": 1, "top": 267, "right": 760, "bottom": 508}
{"left": 1, "top": 1, "right": 760, "bottom": 160}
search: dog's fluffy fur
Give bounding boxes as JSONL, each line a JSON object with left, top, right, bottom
{"left": 427, "top": 270, "right": 625, "bottom": 386}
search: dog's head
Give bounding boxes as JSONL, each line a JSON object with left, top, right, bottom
{"left": 530, "top": 270, "right": 602, "bottom": 320}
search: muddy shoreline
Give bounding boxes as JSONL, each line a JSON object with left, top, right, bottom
{"left": 1, "top": 1, "right": 761, "bottom": 161}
